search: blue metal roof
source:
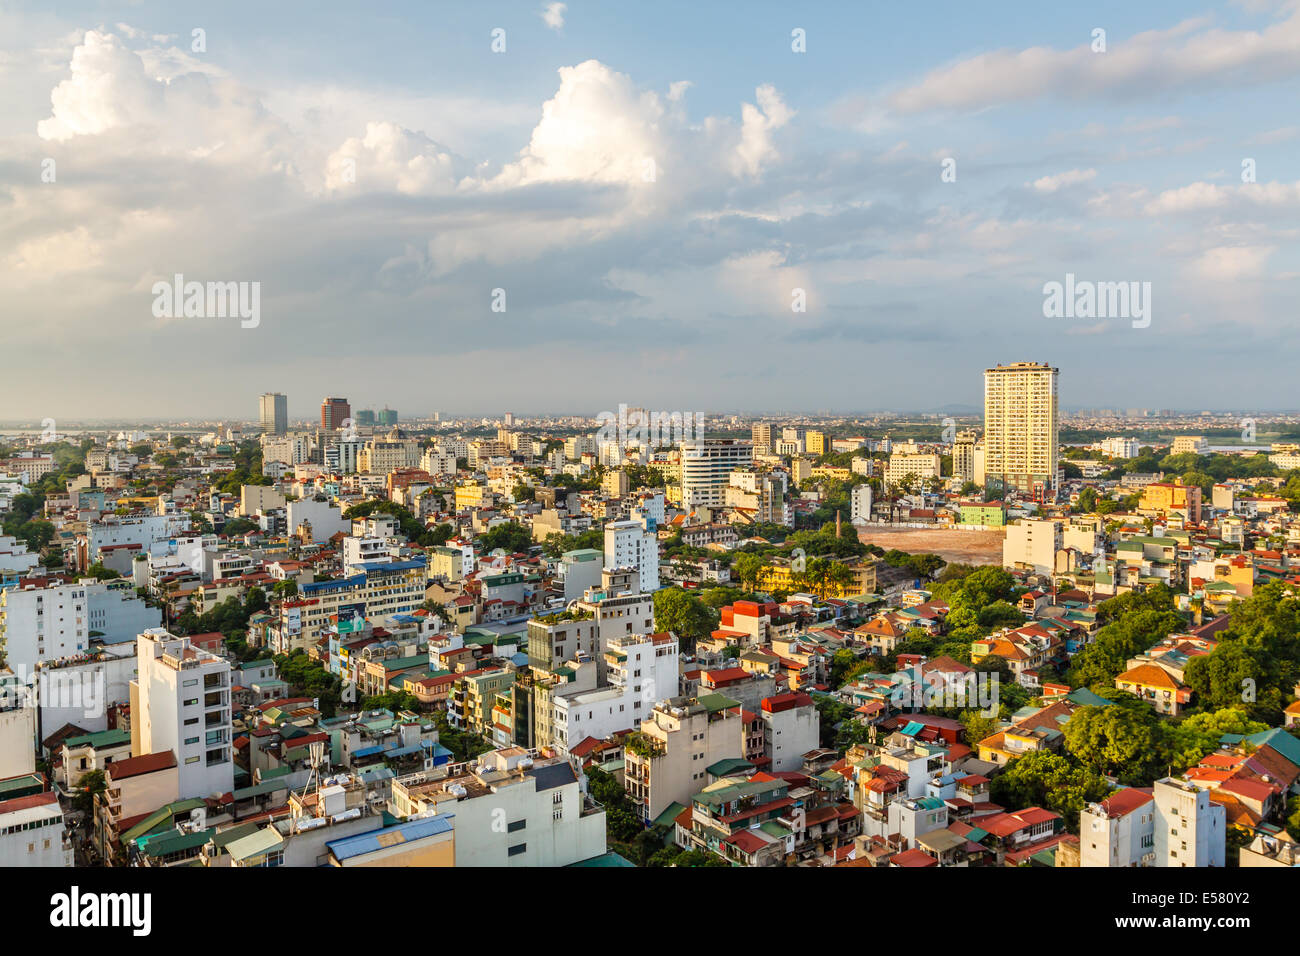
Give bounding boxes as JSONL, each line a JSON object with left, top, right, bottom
{"left": 326, "top": 813, "right": 454, "bottom": 861}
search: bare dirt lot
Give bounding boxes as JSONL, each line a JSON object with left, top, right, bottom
{"left": 856, "top": 526, "right": 1006, "bottom": 566}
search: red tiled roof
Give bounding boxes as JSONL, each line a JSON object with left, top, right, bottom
{"left": 107, "top": 751, "right": 177, "bottom": 781}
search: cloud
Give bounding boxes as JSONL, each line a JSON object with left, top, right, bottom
{"left": 37, "top": 30, "right": 163, "bottom": 140}
{"left": 884, "top": 9, "right": 1300, "bottom": 114}
{"left": 325, "top": 121, "right": 463, "bottom": 194}
{"left": 731, "top": 85, "right": 793, "bottom": 178}
{"left": 1031, "top": 168, "right": 1097, "bottom": 193}
{"left": 541, "top": 3, "right": 567, "bottom": 31}
{"left": 1192, "top": 245, "right": 1276, "bottom": 279}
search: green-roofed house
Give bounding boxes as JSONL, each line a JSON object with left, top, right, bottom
{"left": 59, "top": 727, "right": 132, "bottom": 789}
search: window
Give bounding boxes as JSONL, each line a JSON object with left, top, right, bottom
{"left": 507, "top": 843, "right": 526, "bottom": 857}
{"left": 507, "top": 819, "right": 526, "bottom": 833}
{"left": 184, "top": 698, "right": 198, "bottom": 707}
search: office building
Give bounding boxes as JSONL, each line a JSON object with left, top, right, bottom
{"left": 321, "top": 397, "right": 351, "bottom": 431}
{"left": 258, "top": 392, "right": 288, "bottom": 435}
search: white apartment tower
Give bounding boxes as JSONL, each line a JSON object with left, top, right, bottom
{"left": 983, "top": 362, "right": 1059, "bottom": 494}
{"left": 604, "top": 519, "right": 659, "bottom": 592}
{"left": 131, "top": 628, "right": 234, "bottom": 800}
{"left": 681, "top": 440, "right": 754, "bottom": 509}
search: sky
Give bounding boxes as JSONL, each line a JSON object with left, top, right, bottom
{"left": 2, "top": 0, "right": 1300, "bottom": 420}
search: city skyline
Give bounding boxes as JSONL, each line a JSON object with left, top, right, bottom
{"left": 3, "top": 1, "right": 1300, "bottom": 417}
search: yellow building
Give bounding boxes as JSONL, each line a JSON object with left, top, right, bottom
{"left": 806, "top": 431, "right": 827, "bottom": 456}
{"left": 1138, "top": 482, "right": 1201, "bottom": 524}
{"left": 455, "top": 483, "right": 490, "bottom": 509}
{"left": 756, "top": 558, "right": 875, "bottom": 598}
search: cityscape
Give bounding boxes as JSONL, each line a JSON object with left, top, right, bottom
{"left": 1, "top": 0, "right": 1297, "bottom": 932}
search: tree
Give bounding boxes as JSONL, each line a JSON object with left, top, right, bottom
{"left": 732, "top": 553, "right": 765, "bottom": 591}
{"left": 959, "top": 709, "right": 1000, "bottom": 748}
{"left": 84, "top": 563, "right": 120, "bottom": 581}
{"left": 1063, "top": 705, "right": 1161, "bottom": 784}
{"left": 990, "top": 751, "right": 1111, "bottom": 832}
{"left": 653, "top": 588, "right": 717, "bottom": 650}
{"left": 478, "top": 521, "right": 533, "bottom": 555}
{"left": 72, "top": 770, "right": 107, "bottom": 820}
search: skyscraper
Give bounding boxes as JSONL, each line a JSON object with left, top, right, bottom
{"left": 258, "top": 392, "right": 288, "bottom": 435}
{"left": 321, "top": 396, "right": 351, "bottom": 431}
{"left": 983, "top": 362, "right": 1059, "bottom": 495}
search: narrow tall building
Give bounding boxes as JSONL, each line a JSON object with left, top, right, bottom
{"left": 259, "top": 392, "right": 288, "bottom": 435}
{"left": 983, "top": 362, "right": 1059, "bottom": 495}
{"left": 320, "top": 396, "right": 351, "bottom": 431}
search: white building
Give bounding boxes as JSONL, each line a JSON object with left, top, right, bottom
{"left": 850, "top": 483, "right": 873, "bottom": 524}
{"left": 0, "top": 791, "right": 72, "bottom": 867}
{"left": 286, "top": 498, "right": 349, "bottom": 543}
{"left": 759, "top": 692, "right": 819, "bottom": 773}
{"left": 1153, "top": 777, "right": 1225, "bottom": 867}
{"left": 681, "top": 440, "right": 754, "bottom": 509}
{"left": 1099, "top": 437, "right": 1140, "bottom": 459}
{"left": 604, "top": 519, "right": 659, "bottom": 592}
{"left": 389, "top": 747, "right": 607, "bottom": 867}
{"left": 0, "top": 535, "right": 39, "bottom": 576}
{"left": 553, "top": 633, "right": 678, "bottom": 753}
{"left": 1002, "top": 518, "right": 1062, "bottom": 576}
{"left": 131, "top": 629, "right": 234, "bottom": 800}
{"left": 1081, "top": 778, "right": 1225, "bottom": 867}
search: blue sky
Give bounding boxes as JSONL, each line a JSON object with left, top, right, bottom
{"left": 2, "top": 1, "right": 1299, "bottom": 419}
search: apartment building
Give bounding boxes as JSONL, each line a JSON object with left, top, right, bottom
{"left": 388, "top": 747, "right": 606, "bottom": 866}
{"left": 0, "top": 791, "right": 71, "bottom": 867}
{"left": 0, "top": 578, "right": 157, "bottom": 672}
{"left": 624, "top": 694, "right": 746, "bottom": 824}
{"left": 1002, "top": 518, "right": 1063, "bottom": 576}
{"left": 983, "top": 361, "right": 1059, "bottom": 494}
{"left": 552, "top": 633, "right": 679, "bottom": 753}
{"left": 884, "top": 453, "right": 941, "bottom": 487}
{"left": 953, "top": 429, "right": 978, "bottom": 482}
{"left": 681, "top": 440, "right": 754, "bottom": 509}
{"left": 603, "top": 519, "right": 659, "bottom": 592}
{"left": 1138, "top": 482, "right": 1202, "bottom": 525}
{"left": 131, "top": 628, "right": 234, "bottom": 800}
{"left": 273, "top": 560, "right": 426, "bottom": 652}
{"left": 1080, "top": 779, "right": 1225, "bottom": 867}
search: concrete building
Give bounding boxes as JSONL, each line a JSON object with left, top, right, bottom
{"left": 759, "top": 691, "right": 819, "bottom": 773}
{"left": 1152, "top": 777, "right": 1225, "bottom": 867}
{"left": 0, "top": 578, "right": 157, "bottom": 673}
{"left": 983, "top": 361, "right": 1059, "bottom": 494}
{"left": 953, "top": 429, "right": 978, "bottom": 482}
{"left": 1003, "top": 518, "right": 1063, "bottom": 576}
{"left": 388, "top": 747, "right": 606, "bottom": 866}
{"left": 884, "top": 453, "right": 941, "bottom": 487}
{"left": 604, "top": 519, "right": 659, "bottom": 592}
{"left": 850, "top": 483, "right": 873, "bottom": 523}
{"left": 552, "top": 633, "right": 679, "bottom": 753}
{"left": 259, "top": 392, "right": 288, "bottom": 435}
{"left": 131, "top": 629, "right": 234, "bottom": 800}
{"left": 0, "top": 791, "right": 71, "bottom": 867}
{"left": 624, "top": 694, "right": 745, "bottom": 824}
{"left": 681, "top": 440, "right": 754, "bottom": 509}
